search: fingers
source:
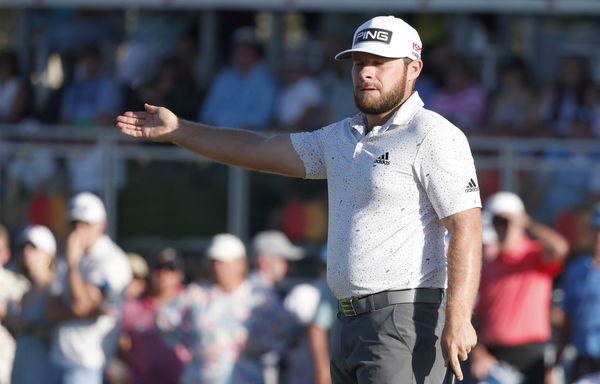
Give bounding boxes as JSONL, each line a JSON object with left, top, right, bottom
{"left": 448, "top": 356, "right": 464, "bottom": 381}
{"left": 116, "top": 114, "right": 145, "bottom": 126}
{"left": 144, "top": 103, "right": 159, "bottom": 114}
{"left": 118, "top": 125, "right": 144, "bottom": 138}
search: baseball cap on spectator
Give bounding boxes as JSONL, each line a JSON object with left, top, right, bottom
{"left": 484, "top": 191, "right": 525, "bottom": 217}
{"left": 252, "top": 230, "right": 305, "bottom": 261}
{"left": 21, "top": 225, "right": 56, "bottom": 257}
{"left": 590, "top": 202, "right": 600, "bottom": 229}
{"left": 127, "top": 252, "right": 149, "bottom": 279}
{"left": 335, "top": 16, "right": 422, "bottom": 61}
{"left": 207, "top": 233, "right": 246, "bottom": 262}
{"left": 154, "top": 247, "right": 184, "bottom": 271}
{"left": 68, "top": 192, "right": 106, "bottom": 223}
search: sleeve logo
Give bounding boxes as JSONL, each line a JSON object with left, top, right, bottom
{"left": 465, "top": 179, "right": 479, "bottom": 193}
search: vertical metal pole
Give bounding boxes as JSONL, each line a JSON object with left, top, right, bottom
{"left": 500, "top": 142, "right": 518, "bottom": 193}
{"left": 227, "top": 166, "right": 249, "bottom": 242}
{"left": 197, "top": 11, "right": 218, "bottom": 90}
{"left": 102, "top": 133, "right": 117, "bottom": 239}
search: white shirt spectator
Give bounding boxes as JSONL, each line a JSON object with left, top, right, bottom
{"left": 276, "top": 76, "right": 323, "bottom": 127}
{"left": 51, "top": 235, "right": 131, "bottom": 370}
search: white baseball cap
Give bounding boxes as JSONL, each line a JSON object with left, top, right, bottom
{"left": 252, "top": 230, "right": 305, "bottom": 261}
{"left": 484, "top": 191, "right": 525, "bottom": 216}
{"left": 68, "top": 192, "right": 106, "bottom": 223}
{"left": 335, "top": 16, "right": 422, "bottom": 61}
{"left": 207, "top": 233, "right": 246, "bottom": 262}
{"left": 21, "top": 225, "right": 56, "bottom": 257}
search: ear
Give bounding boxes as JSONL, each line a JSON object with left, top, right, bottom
{"left": 407, "top": 59, "right": 423, "bottom": 82}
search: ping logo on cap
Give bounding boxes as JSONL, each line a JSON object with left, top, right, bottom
{"left": 355, "top": 28, "right": 393, "bottom": 45}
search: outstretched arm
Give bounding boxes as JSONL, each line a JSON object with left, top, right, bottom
{"left": 116, "top": 104, "right": 306, "bottom": 178}
{"left": 440, "top": 207, "right": 482, "bottom": 381}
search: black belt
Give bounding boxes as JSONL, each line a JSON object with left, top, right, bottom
{"left": 338, "top": 288, "right": 444, "bottom": 317}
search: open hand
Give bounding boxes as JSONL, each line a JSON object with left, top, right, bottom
{"left": 116, "top": 103, "right": 179, "bottom": 142}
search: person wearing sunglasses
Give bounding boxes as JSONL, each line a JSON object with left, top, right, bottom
{"left": 471, "top": 191, "right": 569, "bottom": 384}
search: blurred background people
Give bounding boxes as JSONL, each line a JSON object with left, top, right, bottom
{"left": 538, "top": 55, "right": 596, "bottom": 138}
{"left": 274, "top": 45, "right": 325, "bottom": 132}
{"left": 118, "top": 247, "right": 185, "bottom": 384}
{"left": 0, "top": 224, "right": 30, "bottom": 384}
{"left": 282, "top": 245, "right": 336, "bottom": 384}
{"left": 486, "top": 57, "right": 539, "bottom": 137}
{"left": 555, "top": 202, "right": 600, "bottom": 383}
{"left": 198, "top": 26, "right": 277, "bottom": 131}
{"left": 158, "top": 233, "right": 297, "bottom": 384}
{"left": 47, "top": 192, "right": 131, "bottom": 384}
{"left": 0, "top": 50, "right": 27, "bottom": 124}
{"left": 60, "top": 45, "right": 122, "bottom": 127}
{"left": 123, "top": 252, "right": 150, "bottom": 301}
{"left": 6, "top": 225, "right": 57, "bottom": 384}
{"left": 471, "top": 191, "right": 569, "bottom": 384}
{"left": 249, "top": 230, "right": 305, "bottom": 295}
{"left": 428, "top": 56, "right": 488, "bottom": 135}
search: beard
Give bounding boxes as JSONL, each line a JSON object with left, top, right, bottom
{"left": 354, "top": 74, "right": 407, "bottom": 115}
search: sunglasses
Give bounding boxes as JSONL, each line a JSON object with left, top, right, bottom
{"left": 155, "top": 262, "right": 179, "bottom": 271}
{"left": 492, "top": 215, "right": 509, "bottom": 227}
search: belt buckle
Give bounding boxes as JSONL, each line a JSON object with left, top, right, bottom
{"left": 340, "top": 297, "right": 357, "bottom": 317}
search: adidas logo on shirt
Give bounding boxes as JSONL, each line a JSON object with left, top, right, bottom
{"left": 465, "top": 179, "right": 479, "bottom": 193}
{"left": 374, "top": 152, "right": 391, "bottom": 166}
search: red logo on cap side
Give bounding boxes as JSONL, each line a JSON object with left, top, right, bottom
{"left": 413, "top": 42, "right": 422, "bottom": 52}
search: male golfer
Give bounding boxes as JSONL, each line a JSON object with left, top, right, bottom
{"left": 117, "top": 15, "right": 482, "bottom": 384}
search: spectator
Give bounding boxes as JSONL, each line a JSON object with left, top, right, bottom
{"left": 7, "top": 225, "right": 57, "bottom": 384}
{"left": 47, "top": 192, "right": 132, "bottom": 384}
{"left": 0, "top": 224, "right": 30, "bottom": 384}
{"left": 123, "top": 252, "right": 150, "bottom": 300}
{"left": 0, "top": 50, "right": 27, "bottom": 123}
{"left": 249, "top": 229, "right": 305, "bottom": 294}
{"left": 274, "top": 45, "right": 325, "bottom": 132}
{"left": 134, "top": 56, "right": 200, "bottom": 121}
{"left": 198, "top": 26, "right": 277, "bottom": 131}
{"left": 538, "top": 55, "right": 596, "bottom": 137}
{"left": 486, "top": 57, "right": 538, "bottom": 137}
{"left": 429, "top": 57, "right": 487, "bottom": 135}
{"left": 554, "top": 202, "right": 600, "bottom": 383}
{"left": 471, "top": 191, "right": 569, "bottom": 384}
{"left": 158, "top": 233, "right": 297, "bottom": 384}
{"left": 60, "top": 46, "right": 123, "bottom": 127}
{"left": 284, "top": 245, "right": 336, "bottom": 384}
{"left": 118, "top": 248, "right": 185, "bottom": 384}
{"left": 105, "top": 251, "right": 150, "bottom": 384}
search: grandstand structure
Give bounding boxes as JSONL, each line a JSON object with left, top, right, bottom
{"left": 0, "top": 2, "right": 599, "bottom": 255}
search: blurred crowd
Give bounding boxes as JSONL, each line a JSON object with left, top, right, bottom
{"left": 1, "top": 10, "right": 600, "bottom": 139}
{"left": 0, "top": 192, "right": 337, "bottom": 384}
{"left": 1, "top": 8, "right": 600, "bottom": 384}
{"left": 1, "top": 191, "right": 600, "bottom": 384}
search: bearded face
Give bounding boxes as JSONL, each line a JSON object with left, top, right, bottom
{"left": 353, "top": 73, "right": 408, "bottom": 115}
{"left": 351, "top": 55, "right": 411, "bottom": 116}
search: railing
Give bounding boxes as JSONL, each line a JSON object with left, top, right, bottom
{"left": 1, "top": 125, "right": 599, "bottom": 253}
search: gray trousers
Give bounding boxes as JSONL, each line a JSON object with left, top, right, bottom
{"left": 330, "top": 302, "right": 446, "bottom": 384}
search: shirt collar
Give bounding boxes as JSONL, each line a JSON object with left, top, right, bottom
{"left": 350, "top": 92, "right": 424, "bottom": 135}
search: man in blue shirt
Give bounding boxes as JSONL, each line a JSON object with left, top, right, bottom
{"left": 199, "top": 27, "right": 277, "bottom": 131}
{"left": 557, "top": 202, "right": 600, "bottom": 382}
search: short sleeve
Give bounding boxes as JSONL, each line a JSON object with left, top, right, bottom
{"left": 290, "top": 130, "right": 327, "bottom": 179}
{"left": 414, "top": 124, "right": 482, "bottom": 219}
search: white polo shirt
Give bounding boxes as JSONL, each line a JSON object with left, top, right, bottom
{"left": 51, "top": 235, "right": 132, "bottom": 369}
{"left": 291, "top": 92, "right": 481, "bottom": 299}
